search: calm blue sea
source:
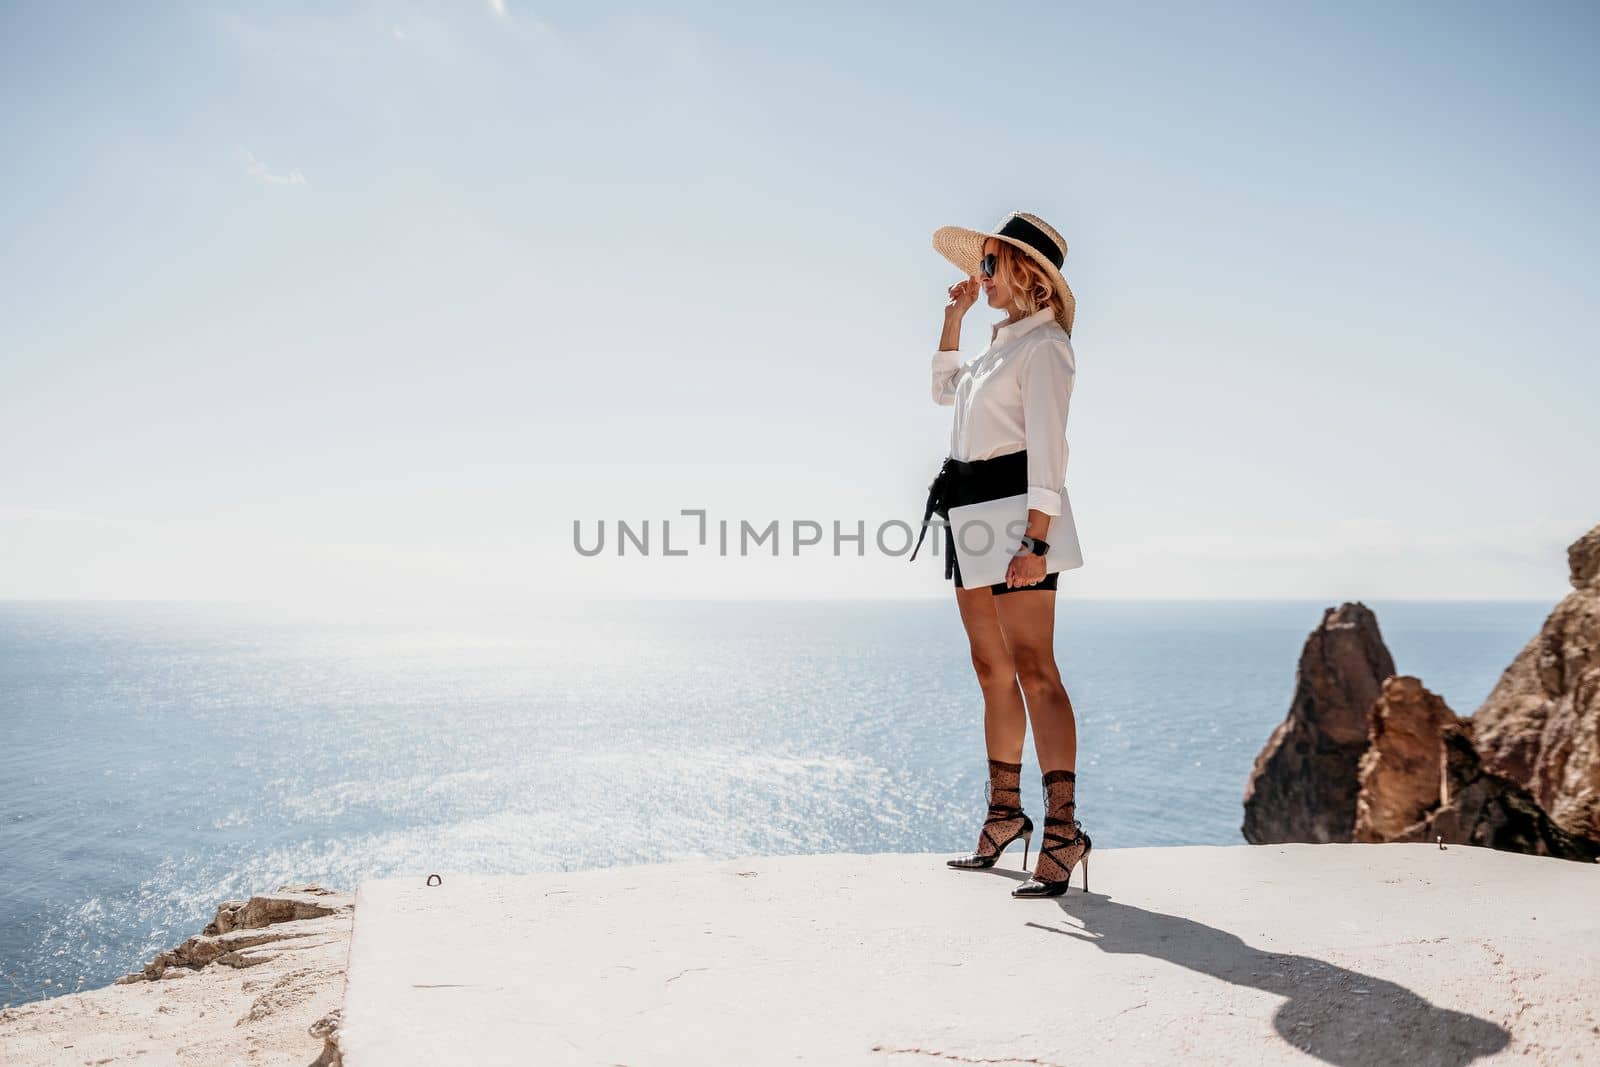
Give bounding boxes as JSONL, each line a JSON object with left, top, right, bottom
{"left": 0, "top": 599, "right": 1549, "bottom": 1006}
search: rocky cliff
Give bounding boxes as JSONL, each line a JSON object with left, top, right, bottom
{"left": 0, "top": 886, "right": 351, "bottom": 1066}
{"left": 1390, "top": 721, "right": 1600, "bottom": 860}
{"left": 1244, "top": 522, "right": 1600, "bottom": 862}
{"left": 1352, "top": 675, "right": 1463, "bottom": 842}
{"left": 1241, "top": 602, "right": 1394, "bottom": 844}
{"left": 1471, "top": 525, "right": 1600, "bottom": 840}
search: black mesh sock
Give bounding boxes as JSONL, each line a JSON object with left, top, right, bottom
{"left": 1033, "top": 768, "right": 1085, "bottom": 882}
{"left": 975, "top": 758, "right": 1025, "bottom": 857}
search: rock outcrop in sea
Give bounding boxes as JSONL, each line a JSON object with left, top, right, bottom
{"left": 1240, "top": 602, "right": 1394, "bottom": 844}
{"left": 1394, "top": 720, "right": 1599, "bottom": 859}
{"left": 1352, "top": 675, "right": 1463, "bottom": 841}
{"left": 1243, "top": 522, "right": 1600, "bottom": 862}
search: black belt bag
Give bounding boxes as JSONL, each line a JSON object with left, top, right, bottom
{"left": 909, "top": 449, "right": 1031, "bottom": 580}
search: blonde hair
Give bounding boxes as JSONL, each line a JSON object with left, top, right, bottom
{"left": 994, "top": 242, "right": 1067, "bottom": 332}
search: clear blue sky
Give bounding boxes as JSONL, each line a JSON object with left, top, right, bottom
{"left": 2, "top": 1, "right": 1596, "bottom": 602}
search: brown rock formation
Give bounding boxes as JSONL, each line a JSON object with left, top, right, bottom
{"left": 1, "top": 885, "right": 351, "bottom": 1065}
{"left": 1389, "top": 722, "right": 1600, "bottom": 862}
{"left": 1568, "top": 524, "right": 1600, "bottom": 588}
{"left": 1471, "top": 523, "right": 1600, "bottom": 840}
{"left": 205, "top": 883, "right": 348, "bottom": 936}
{"left": 1242, "top": 602, "right": 1396, "bottom": 844}
{"left": 1353, "top": 676, "right": 1463, "bottom": 842}
{"left": 1246, "top": 524, "right": 1600, "bottom": 861}
{"left": 118, "top": 884, "right": 351, "bottom": 983}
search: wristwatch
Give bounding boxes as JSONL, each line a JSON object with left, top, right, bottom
{"left": 1019, "top": 535, "right": 1050, "bottom": 557}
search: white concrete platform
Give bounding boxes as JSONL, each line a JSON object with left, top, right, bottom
{"left": 338, "top": 844, "right": 1600, "bottom": 1066}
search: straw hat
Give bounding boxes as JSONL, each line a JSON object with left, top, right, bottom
{"left": 932, "top": 211, "right": 1076, "bottom": 337}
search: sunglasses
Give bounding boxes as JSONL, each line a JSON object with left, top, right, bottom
{"left": 979, "top": 252, "right": 998, "bottom": 279}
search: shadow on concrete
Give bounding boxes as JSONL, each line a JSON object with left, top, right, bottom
{"left": 1021, "top": 889, "right": 1510, "bottom": 1066}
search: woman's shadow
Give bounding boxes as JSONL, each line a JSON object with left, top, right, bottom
{"left": 997, "top": 872, "right": 1512, "bottom": 1066}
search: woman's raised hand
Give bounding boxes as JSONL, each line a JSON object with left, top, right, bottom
{"left": 945, "top": 276, "right": 981, "bottom": 319}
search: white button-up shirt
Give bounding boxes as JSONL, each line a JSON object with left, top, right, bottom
{"left": 931, "top": 306, "right": 1077, "bottom": 516}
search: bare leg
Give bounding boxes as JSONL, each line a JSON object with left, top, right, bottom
{"left": 995, "top": 588, "right": 1091, "bottom": 891}
{"left": 946, "top": 583, "right": 1034, "bottom": 866}
{"left": 993, "top": 589, "right": 1075, "bottom": 773}
{"left": 954, "top": 584, "right": 1025, "bottom": 763}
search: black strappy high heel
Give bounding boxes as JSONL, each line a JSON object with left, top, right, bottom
{"left": 948, "top": 758, "right": 1034, "bottom": 870}
{"left": 947, "top": 803, "right": 1035, "bottom": 870}
{"left": 1011, "top": 818, "right": 1091, "bottom": 896}
{"left": 1012, "top": 769, "right": 1092, "bottom": 897}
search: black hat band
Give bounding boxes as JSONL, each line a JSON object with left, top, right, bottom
{"left": 996, "top": 215, "right": 1064, "bottom": 270}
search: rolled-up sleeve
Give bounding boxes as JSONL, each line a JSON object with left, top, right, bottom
{"left": 1018, "top": 335, "right": 1076, "bottom": 516}
{"left": 932, "top": 349, "right": 961, "bottom": 406}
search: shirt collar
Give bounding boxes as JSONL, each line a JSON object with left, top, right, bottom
{"left": 990, "top": 306, "right": 1056, "bottom": 346}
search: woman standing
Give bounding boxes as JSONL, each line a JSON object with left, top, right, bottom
{"left": 909, "top": 211, "right": 1090, "bottom": 897}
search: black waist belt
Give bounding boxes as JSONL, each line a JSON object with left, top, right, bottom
{"left": 909, "top": 449, "right": 1029, "bottom": 580}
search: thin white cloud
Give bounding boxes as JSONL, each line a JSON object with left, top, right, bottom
{"left": 487, "top": 0, "right": 506, "bottom": 15}
{"left": 238, "top": 147, "right": 307, "bottom": 186}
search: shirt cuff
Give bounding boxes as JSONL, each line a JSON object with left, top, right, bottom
{"left": 933, "top": 349, "right": 960, "bottom": 373}
{"left": 1026, "top": 486, "right": 1062, "bottom": 517}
